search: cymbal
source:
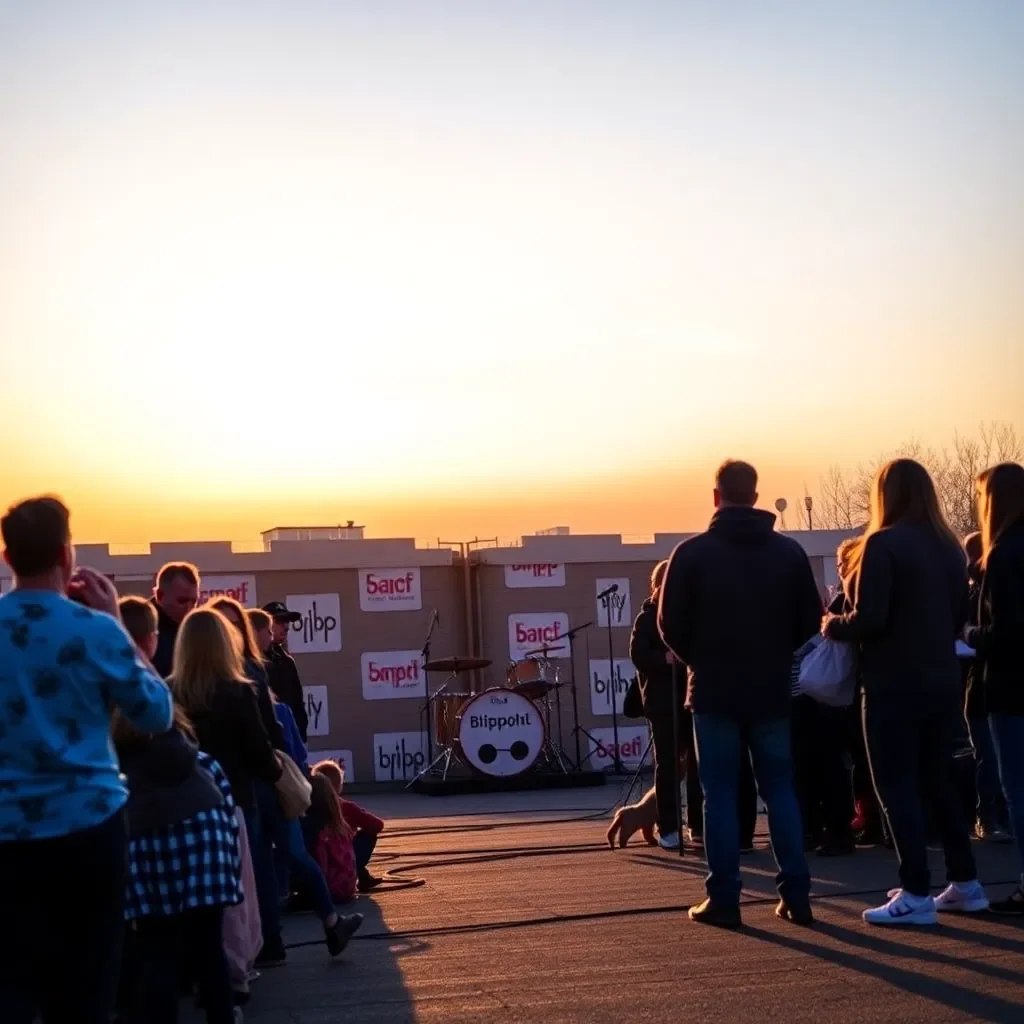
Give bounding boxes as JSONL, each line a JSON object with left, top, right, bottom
{"left": 423, "top": 656, "right": 492, "bottom": 673}
{"left": 524, "top": 644, "right": 567, "bottom": 658}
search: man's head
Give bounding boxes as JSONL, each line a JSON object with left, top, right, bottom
{"left": 714, "top": 460, "right": 758, "bottom": 510}
{"left": 1, "top": 496, "right": 74, "bottom": 588}
{"left": 262, "top": 601, "right": 300, "bottom": 646}
{"left": 119, "top": 596, "right": 159, "bottom": 660}
{"left": 154, "top": 562, "right": 200, "bottom": 624}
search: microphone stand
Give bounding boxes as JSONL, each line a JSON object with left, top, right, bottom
{"left": 419, "top": 610, "right": 440, "bottom": 768}
{"left": 566, "top": 621, "right": 597, "bottom": 770}
{"left": 601, "top": 593, "right": 626, "bottom": 774}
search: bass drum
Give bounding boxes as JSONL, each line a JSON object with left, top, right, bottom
{"left": 455, "top": 688, "right": 545, "bottom": 777}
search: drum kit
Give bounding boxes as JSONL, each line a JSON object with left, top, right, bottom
{"left": 411, "top": 644, "right": 573, "bottom": 783}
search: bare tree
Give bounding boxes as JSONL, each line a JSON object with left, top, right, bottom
{"left": 811, "top": 422, "right": 1021, "bottom": 534}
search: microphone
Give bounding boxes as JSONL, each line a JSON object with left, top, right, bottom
{"left": 434, "top": 608, "right": 441, "bottom": 628}
{"left": 596, "top": 583, "right": 619, "bottom": 600}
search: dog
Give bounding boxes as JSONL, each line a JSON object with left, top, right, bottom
{"left": 606, "top": 786, "right": 659, "bottom": 848}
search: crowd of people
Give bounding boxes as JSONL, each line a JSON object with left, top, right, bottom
{"left": 631, "top": 457, "right": 1024, "bottom": 928}
{"left": 1, "top": 454, "right": 1021, "bottom": 1018}
{"left": 0, "top": 499, "right": 385, "bottom": 1024}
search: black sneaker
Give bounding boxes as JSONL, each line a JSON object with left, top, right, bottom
{"left": 325, "top": 913, "right": 364, "bottom": 956}
{"left": 989, "top": 886, "right": 1024, "bottom": 916}
{"left": 358, "top": 872, "right": 384, "bottom": 893}
{"left": 776, "top": 900, "right": 814, "bottom": 926}
{"left": 688, "top": 898, "right": 742, "bottom": 928}
{"left": 254, "top": 942, "right": 287, "bottom": 969}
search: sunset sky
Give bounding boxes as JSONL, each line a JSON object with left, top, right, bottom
{"left": 2, "top": 1, "right": 1022, "bottom": 545}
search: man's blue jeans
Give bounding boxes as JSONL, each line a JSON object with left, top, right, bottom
{"left": 693, "top": 714, "right": 810, "bottom": 907}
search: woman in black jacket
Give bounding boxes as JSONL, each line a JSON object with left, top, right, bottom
{"left": 823, "top": 458, "right": 987, "bottom": 925}
{"left": 630, "top": 562, "right": 686, "bottom": 848}
{"left": 968, "top": 462, "right": 1024, "bottom": 914}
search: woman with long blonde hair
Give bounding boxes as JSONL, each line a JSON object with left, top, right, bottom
{"left": 171, "top": 608, "right": 285, "bottom": 970}
{"left": 966, "top": 461, "right": 1024, "bottom": 914}
{"left": 823, "top": 458, "right": 987, "bottom": 925}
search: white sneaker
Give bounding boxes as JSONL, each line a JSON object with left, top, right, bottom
{"left": 864, "top": 889, "right": 937, "bottom": 925}
{"left": 658, "top": 831, "right": 681, "bottom": 850}
{"left": 934, "top": 880, "right": 989, "bottom": 913}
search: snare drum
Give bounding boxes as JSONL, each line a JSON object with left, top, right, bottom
{"left": 455, "top": 688, "right": 545, "bottom": 777}
{"left": 506, "top": 658, "right": 546, "bottom": 687}
{"left": 433, "top": 692, "right": 470, "bottom": 747}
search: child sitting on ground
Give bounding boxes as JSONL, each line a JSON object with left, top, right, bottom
{"left": 309, "top": 760, "right": 384, "bottom": 893}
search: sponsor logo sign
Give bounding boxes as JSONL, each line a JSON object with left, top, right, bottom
{"left": 588, "top": 658, "right": 637, "bottom": 716}
{"left": 596, "top": 578, "right": 632, "bottom": 628}
{"left": 507, "top": 612, "right": 570, "bottom": 661}
{"left": 302, "top": 684, "right": 330, "bottom": 737}
{"left": 199, "top": 575, "right": 257, "bottom": 606}
{"left": 587, "top": 726, "right": 650, "bottom": 769}
{"left": 374, "top": 731, "right": 428, "bottom": 782}
{"left": 305, "top": 748, "right": 355, "bottom": 783}
{"left": 360, "top": 650, "right": 425, "bottom": 701}
{"left": 286, "top": 594, "right": 342, "bottom": 653}
{"left": 358, "top": 568, "right": 422, "bottom": 612}
{"left": 503, "top": 563, "right": 566, "bottom": 589}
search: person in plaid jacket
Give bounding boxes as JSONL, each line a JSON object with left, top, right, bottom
{"left": 114, "top": 708, "right": 242, "bottom": 1024}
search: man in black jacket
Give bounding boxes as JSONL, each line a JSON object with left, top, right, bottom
{"left": 658, "top": 460, "right": 823, "bottom": 928}
{"left": 263, "top": 601, "right": 310, "bottom": 740}
{"left": 150, "top": 562, "right": 200, "bottom": 678}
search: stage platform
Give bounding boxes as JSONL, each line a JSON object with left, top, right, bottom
{"left": 184, "top": 786, "right": 1024, "bottom": 1023}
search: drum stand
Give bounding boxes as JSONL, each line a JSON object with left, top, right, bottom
{"left": 407, "top": 674, "right": 458, "bottom": 788}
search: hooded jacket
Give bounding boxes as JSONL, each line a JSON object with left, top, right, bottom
{"left": 657, "top": 506, "right": 823, "bottom": 720}
{"left": 118, "top": 728, "right": 225, "bottom": 835}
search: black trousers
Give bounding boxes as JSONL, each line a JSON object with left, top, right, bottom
{"left": 792, "top": 696, "right": 855, "bottom": 843}
{"left": 132, "top": 907, "right": 233, "bottom": 1024}
{"left": 0, "top": 810, "right": 127, "bottom": 1024}
{"left": 650, "top": 712, "right": 682, "bottom": 835}
{"left": 862, "top": 693, "right": 977, "bottom": 896}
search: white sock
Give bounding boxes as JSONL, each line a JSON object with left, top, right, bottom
{"left": 901, "top": 891, "right": 931, "bottom": 906}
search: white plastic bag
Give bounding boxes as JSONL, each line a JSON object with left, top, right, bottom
{"left": 798, "top": 639, "right": 856, "bottom": 708}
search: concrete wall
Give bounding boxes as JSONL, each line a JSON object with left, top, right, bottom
{"left": 0, "top": 528, "right": 854, "bottom": 784}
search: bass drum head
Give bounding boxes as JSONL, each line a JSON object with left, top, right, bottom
{"left": 455, "top": 688, "right": 545, "bottom": 777}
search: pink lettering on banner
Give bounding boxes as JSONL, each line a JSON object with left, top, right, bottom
{"left": 589, "top": 727, "right": 650, "bottom": 768}
{"left": 504, "top": 563, "right": 566, "bottom": 589}
{"left": 358, "top": 568, "right": 423, "bottom": 612}
{"left": 515, "top": 622, "right": 564, "bottom": 644}
{"left": 507, "top": 613, "right": 570, "bottom": 660}
{"left": 199, "top": 575, "right": 257, "bottom": 607}
{"left": 361, "top": 650, "right": 425, "bottom": 701}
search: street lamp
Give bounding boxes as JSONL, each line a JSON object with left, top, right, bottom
{"left": 804, "top": 495, "right": 814, "bottom": 531}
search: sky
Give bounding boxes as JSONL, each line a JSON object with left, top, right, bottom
{"left": 1, "top": 1, "right": 1022, "bottom": 544}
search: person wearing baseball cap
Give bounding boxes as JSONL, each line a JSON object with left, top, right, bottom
{"left": 261, "top": 602, "right": 308, "bottom": 740}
